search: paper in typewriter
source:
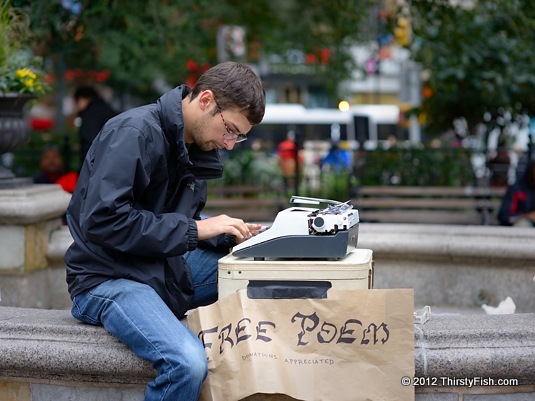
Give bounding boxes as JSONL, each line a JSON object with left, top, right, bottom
{"left": 187, "top": 288, "right": 415, "bottom": 401}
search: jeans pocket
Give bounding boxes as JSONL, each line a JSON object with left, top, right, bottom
{"left": 71, "top": 292, "right": 101, "bottom": 325}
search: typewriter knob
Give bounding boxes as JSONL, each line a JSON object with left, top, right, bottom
{"left": 313, "top": 216, "right": 325, "bottom": 229}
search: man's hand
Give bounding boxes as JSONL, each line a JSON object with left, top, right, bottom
{"left": 236, "top": 223, "right": 264, "bottom": 244}
{"left": 196, "top": 215, "right": 263, "bottom": 241}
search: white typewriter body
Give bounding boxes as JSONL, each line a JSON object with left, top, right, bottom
{"left": 232, "top": 197, "right": 359, "bottom": 260}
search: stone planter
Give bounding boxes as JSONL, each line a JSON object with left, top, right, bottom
{"left": 0, "top": 93, "right": 34, "bottom": 188}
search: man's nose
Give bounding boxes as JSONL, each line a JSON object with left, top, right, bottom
{"left": 223, "top": 140, "right": 235, "bottom": 151}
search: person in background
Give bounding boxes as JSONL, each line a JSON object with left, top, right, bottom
{"left": 34, "top": 146, "right": 78, "bottom": 193}
{"left": 277, "top": 130, "right": 303, "bottom": 193}
{"left": 498, "top": 160, "right": 535, "bottom": 226}
{"left": 73, "top": 85, "right": 117, "bottom": 167}
{"left": 65, "top": 62, "right": 265, "bottom": 401}
{"left": 320, "top": 141, "right": 352, "bottom": 173}
{"left": 487, "top": 133, "right": 511, "bottom": 187}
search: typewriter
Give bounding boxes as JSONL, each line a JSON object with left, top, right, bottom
{"left": 232, "top": 196, "right": 359, "bottom": 260}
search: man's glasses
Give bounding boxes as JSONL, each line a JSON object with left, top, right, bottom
{"left": 218, "top": 108, "right": 247, "bottom": 143}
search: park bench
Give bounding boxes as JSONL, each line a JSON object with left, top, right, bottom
{"left": 352, "top": 185, "right": 506, "bottom": 225}
{"left": 203, "top": 185, "right": 285, "bottom": 222}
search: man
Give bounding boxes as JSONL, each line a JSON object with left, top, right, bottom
{"left": 73, "top": 85, "right": 117, "bottom": 167}
{"left": 65, "top": 62, "right": 266, "bottom": 400}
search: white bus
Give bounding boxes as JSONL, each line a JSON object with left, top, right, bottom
{"left": 349, "top": 104, "right": 411, "bottom": 149}
{"left": 248, "top": 103, "right": 410, "bottom": 152}
{"left": 249, "top": 103, "right": 354, "bottom": 149}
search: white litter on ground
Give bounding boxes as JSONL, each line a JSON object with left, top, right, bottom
{"left": 482, "top": 296, "right": 516, "bottom": 315}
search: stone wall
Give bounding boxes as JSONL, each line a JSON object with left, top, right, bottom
{"left": 0, "top": 185, "right": 71, "bottom": 310}
{"left": 358, "top": 224, "right": 535, "bottom": 313}
{"left": 4, "top": 221, "right": 534, "bottom": 313}
{"left": 0, "top": 306, "right": 533, "bottom": 401}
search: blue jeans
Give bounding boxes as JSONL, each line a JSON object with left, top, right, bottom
{"left": 71, "top": 248, "right": 225, "bottom": 401}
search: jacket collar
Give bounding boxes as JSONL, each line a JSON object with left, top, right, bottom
{"left": 157, "top": 85, "right": 223, "bottom": 179}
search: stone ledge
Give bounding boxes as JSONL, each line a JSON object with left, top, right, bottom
{"left": 357, "top": 223, "right": 535, "bottom": 312}
{"left": 44, "top": 223, "right": 535, "bottom": 266}
{"left": 1, "top": 307, "right": 534, "bottom": 387}
{"left": 0, "top": 185, "right": 71, "bottom": 225}
{"left": 0, "top": 307, "right": 154, "bottom": 384}
{"left": 415, "top": 313, "right": 535, "bottom": 383}
{"left": 46, "top": 225, "right": 73, "bottom": 265}
{"left": 358, "top": 223, "right": 535, "bottom": 265}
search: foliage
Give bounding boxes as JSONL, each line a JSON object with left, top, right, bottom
{"left": 302, "top": 169, "right": 356, "bottom": 202}
{"left": 212, "top": 150, "right": 283, "bottom": 188}
{"left": 400, "top": 0, "right": 535, "bottom": 136}
{"left": 12, "top": 0, "right": 374, "bottom": 100}
{"left": 211, "top": 149, "right": 356, "bottom": 202}
{"left": 0, "top": 53, "right": 49, "bottom": 96}
{"left": 360, "top": 145, "right": 475, "bottom": 187}
{"left": 0, "top": 2, "right": 49, "bottom": 96}
{"left": 212, "top": 144, "right": 478, "bottom": 204}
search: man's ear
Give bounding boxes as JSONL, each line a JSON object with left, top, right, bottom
{"left": 198, "top": 90, "right": 214, "bottom": 112}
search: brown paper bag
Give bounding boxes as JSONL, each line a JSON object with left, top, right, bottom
{"left": 187, "top": 289, "right": 414, "bottom": 401}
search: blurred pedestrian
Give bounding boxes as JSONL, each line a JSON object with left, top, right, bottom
{"left": 498, "top": 160, "right": 535, "bottom": 226}
{"left": 320, "top": 141, "right": 352, "bottom": 172}
{"left": 277, "top": 130, "right": 302, "bottom": 193}
{"left": 34, "top": 146, "right": 78, "bottom": 193}
{"left": 74, "top": 85, "right": 117, "bottom": 167}
{"left": 487, "top": 134, "right": 510, "bottom": 187}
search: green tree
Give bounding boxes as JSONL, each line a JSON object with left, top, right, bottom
{"left": 14, "top": 0, "right": 374, "bottom": 101}
{"left": 403, "top": 0, "right": 535, "bottom": 137}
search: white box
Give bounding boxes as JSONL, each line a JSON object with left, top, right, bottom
{"left": 218, "top": 248, "right": 374, "bottom": 300}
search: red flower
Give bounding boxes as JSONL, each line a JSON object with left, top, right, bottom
{"left": 186, "top": 59, "right": 198, "bottom": 71}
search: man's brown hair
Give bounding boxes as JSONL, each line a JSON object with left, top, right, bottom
{"left": 190, "top": 62, "right": 265, "bottom": 125}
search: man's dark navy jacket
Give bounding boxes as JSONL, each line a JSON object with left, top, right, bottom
{"left": 65, "top": 86, "right": 235, "bottom": 319}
